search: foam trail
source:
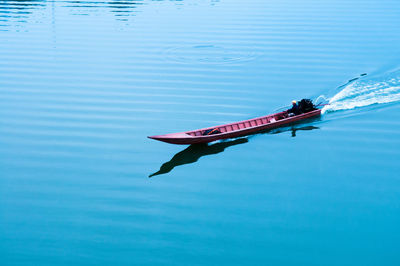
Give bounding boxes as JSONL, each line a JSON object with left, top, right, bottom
{"left": 322, "top": 70, "right": 400, "bottom": 114}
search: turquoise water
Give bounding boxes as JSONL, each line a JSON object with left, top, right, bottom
{"left": 1, "top": 0, "right": 400, "bottom": 265}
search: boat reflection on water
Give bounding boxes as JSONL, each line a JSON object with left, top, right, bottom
{"left": 149, "top": 125, "right": 320, "bottom": 177}
{"left": 269, "top": 125, "right": 320, "bottom": 137}
{"left": 149, "top": 138, "right": 249, "bottom": 177}
{"left": 264, "top": 115, "right": 321, "bottom": 137}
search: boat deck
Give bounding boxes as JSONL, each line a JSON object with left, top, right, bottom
{"left": 187, "top": 112, "right": 288, "bottom": 137}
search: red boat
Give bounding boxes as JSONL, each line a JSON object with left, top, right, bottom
{"left": 148, "top": 108, "right": 321, "bottom": 145}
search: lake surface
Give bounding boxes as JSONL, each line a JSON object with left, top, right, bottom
{"left": 1, "top": 0, "right": 400, "bottom": 265}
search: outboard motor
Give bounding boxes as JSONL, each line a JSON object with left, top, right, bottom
{"left": 298, "top": 99, "right": 316, "bottom": 113}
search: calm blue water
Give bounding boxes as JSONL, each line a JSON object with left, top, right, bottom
{"left": 1, "top": 0, "right": 400, "bottom": 265}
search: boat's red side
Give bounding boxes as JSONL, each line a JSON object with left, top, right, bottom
{"left": 148, "top": 109, "right": 321, "bottom": 144}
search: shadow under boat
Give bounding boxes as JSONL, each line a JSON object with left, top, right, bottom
{"left": 149, "top": 138, "right": 248, "bottom": 177}
{"left": 149, "top": 123, "right": 320, "bottom": 177}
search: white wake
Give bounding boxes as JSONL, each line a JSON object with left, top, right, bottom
{"left": 322, "top": 70, "right": 400, "bottom": 114}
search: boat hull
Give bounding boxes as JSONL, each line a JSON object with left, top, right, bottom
{"left": 148, "top": 109, "right": 321, "bottom": 145}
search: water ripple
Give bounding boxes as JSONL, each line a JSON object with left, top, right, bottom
{"left": 162, "top": 44, "right": 260, "bottom": 65}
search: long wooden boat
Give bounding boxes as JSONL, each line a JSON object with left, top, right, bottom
{"left": 148, "top": 109, "right": 321, "bottom": 145}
